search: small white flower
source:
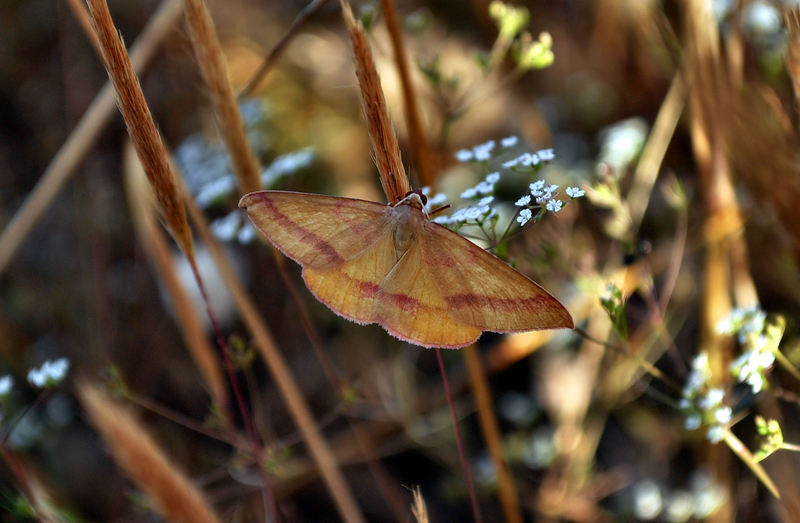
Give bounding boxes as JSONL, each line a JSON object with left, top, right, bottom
{"left": 432, "top": 215, "right": 451, "bottom": 225}
{"left": 517, "top": 208, "right": 533, "bottom": 225}
{"left": 455, "top": 149, "right": 473, "bottom": 162}
{"left": 537, "top": 148, "right": 555, "bottom": 161}
{"left": 461, "top": 187, "right": 478, "bottom": 199}
{"left": 515, "top": 195, "right": 531, "bottom": 206}
{"left": 478, "top": 196, "right": 494, "bottom": 206}
{"left": 501, "top": 135, "right": 519, "bottom": 148}
{"left": 746, "top": 373, "right": 764, "bottom": 393}
{"left": 685, "top": 414, "right": 702, "bottom": 430}
{"left": 474, "top": 149, "right": 492, "bottom": 161}
{"left": 472, "top": 140, "right": 496, "bottom": 161}
{"left": 475, "top": 181, "right": 494, "bottom": 194}
{"left": 27, "top": 358, "right": 70, "bottom": 389}
{"left": 698, "top": 388, "right": 724, "bottom": 409}
{"left": 529, "top": 180, "right": 545, "bottom": 195}
{"left": 546, "top": 199, "right": 563, "bottom": 213}
{"left": 0, "top": 375, "right": 12, "bottom": 398}
{"left": 566, "top": 186, "right": 585, "bottom": 198}
{"left": 464, "top": 206, "right": 484, "bottom": 220}
{"left": 485, "top": 172, "right": 501, "bottom": 184}
{"left": 633, "top": 480, "right": 664, "bottom": 520}
{"left": 714, "top": 406, "right": 732, "bottom": 424}
{"left": 706, "top": 426, "right": 725, "bottom": 443}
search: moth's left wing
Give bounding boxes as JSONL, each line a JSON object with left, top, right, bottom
{"left": 420, "top": 222, "right": 573, "bottom": 333}
{"left": 239, "top": 191, "right": 394, "bottom": 270}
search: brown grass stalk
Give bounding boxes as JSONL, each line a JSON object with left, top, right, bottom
{"left": 785, "top": 7, "right": 800, "bottom": 110}
{"left": 0, "top": 0, "right": 182, "bottom": 276}
{"left": 182, "top": 0, "right": 261, "bottom": 194}
{"left": 182, "top": 190, "right": 366, "bottom": 523}
{"left": 123, "top": 144, "right": 230, "bottom": 424}
{"left": 380, "top": 0, "right": 435, "bottom": 187}
{"left": 628, "top": 73, "right": 685, "bottom": 234}
{"left": 463, "top": 344, "right": 522, "bottom": 523}
{"left": 86, "top": 0, "right": 194, "bottom": 258}
{"left": 684, "top": 0, "right": 768, "bottom": 509}
{"left": 79, "top": 383, "right": 221, "bottom": 523}
{"left": 340, "top": 0, "right": 411, "bottom": 204}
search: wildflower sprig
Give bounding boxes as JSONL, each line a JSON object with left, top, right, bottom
{"left": 27, "top": 358, "right": 70, "bottom": 390}
{"left": 679, "top": 352, "right": 733, "bottom": 444}
{"left": 431, "top": 138, "right": 584, "bottom": 250}
{"left": 717, "top": 306, "right": 795, "bottom": 393}
{"left": 600, "top": 283, "right": 627, "bottom": 340}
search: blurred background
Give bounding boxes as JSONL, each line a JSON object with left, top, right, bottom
{"left": 2, "top": 0, "right": 800, "bottom": 521}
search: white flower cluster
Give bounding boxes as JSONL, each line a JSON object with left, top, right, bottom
{"left": 27, "top": 358, "right": 70, "bottom": 389}
{"left": 455, "top": 136, "right": 521, "bottom": 163}
{"left": 502, "top": 148, "right": 555, "bottom": 169}
{"left": 440, "top": 138, "right": 585, "bottom": 236}
{"left": 432, "top": 172, "right": 503, "bottom": 226}
{"left": 680, "top": 352, "right": 732, "bottom": 443}
{"left": 718, "top": 305, "right": 776, "bottom": 394}
{"left": 514, "top": 179, "right": 584, "bottom": 225}
{"left": 631, "top": 472, "right": 727, "bottom": 521}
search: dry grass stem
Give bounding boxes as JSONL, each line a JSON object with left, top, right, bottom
{"left": 86, "top": 0, "right": 194, "bottom": 258}
{"left": 123, "top": 144, "right": 230, "bottom": 423}
{"left": 182, "top": 0, "right": 261, "bottom": 194}
{"left": 182, "top": 190, "right": 366, "bottom": 523}
{"left": 0, "top": 0, "right": 183, "bottom": 275}
{"left": 629, "top": 73, "right": 685, "bottom": 233}
{"left": 464, "top": 344, "right": 522, "bottom": 523}
{"left": 79, "top": 384, "right": 221, "bottom": 523}
{"left": 785, "top": 7, "right": 800, "bottom": 110}
{"left": 411, "top": 486, "right": 429, "bottom": 523}
{"left": 340, "top": 0, "right": 411, "bottom": 204}
{"left": 380, "top": 0, "right": 435, "bottom": 187}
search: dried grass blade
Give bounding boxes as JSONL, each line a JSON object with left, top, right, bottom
{"left": 79, "top": 384, "right": 221, "bottom": 522}
{"left": 182, "top": 0, "right": 261, "bottom": 194}
{"left": 86, "top": 0, "right": 194, "bottom": 258}
{"left": 339, "top": 0, "right": 410, "bottom": 204}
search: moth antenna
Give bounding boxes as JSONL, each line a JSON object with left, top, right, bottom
{"left": 429, "top": 205, "right": 451, "bottom": 217}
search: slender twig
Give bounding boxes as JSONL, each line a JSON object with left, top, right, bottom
{"left": 239, "top": 0, "right": 331, "bottom": 97}
{"left": 435, "top": 348, "right": 482, "bottom": 523}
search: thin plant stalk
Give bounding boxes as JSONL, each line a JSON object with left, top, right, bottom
{"left": 435, "top": 348, "right": 483, "bottom": 523}
{"left": 463, "top": 344, "right": 522, "bottom": 523}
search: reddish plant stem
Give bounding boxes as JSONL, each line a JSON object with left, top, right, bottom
{"left": 435, "top": 347, "right": 483, "bottom": 523}
{"left": 188, "top": 258, "right": 279, "bottom": 522}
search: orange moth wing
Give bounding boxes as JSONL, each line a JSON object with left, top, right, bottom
{"left": 239, "top": 191, "right": 573, "bottom": 348}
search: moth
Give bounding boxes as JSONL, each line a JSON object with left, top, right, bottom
{"left": 239, "top": 189, "right": 573, "bottom": 348}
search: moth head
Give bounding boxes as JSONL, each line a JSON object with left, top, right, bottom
{"left": 397, "top": 190, "right": 427, "bottom": 214}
